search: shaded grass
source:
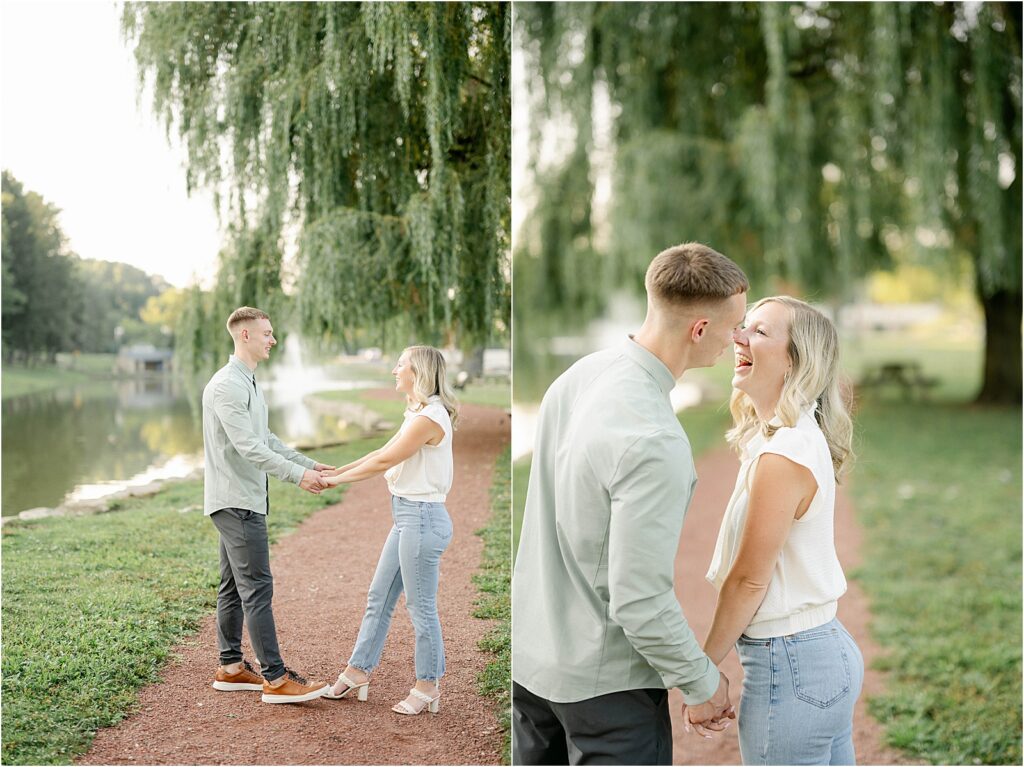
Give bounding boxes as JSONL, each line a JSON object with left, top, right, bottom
{"left": 457, "top": 380, "right": 511, "bottom": 410}
{"left": 3, "top": 367, "right": 93, "bottom": 400}
{"left": 0, "top": 439, "right": 378, "bottom": 766}
{"left": 851, "top": 402, "right": 1022, "bottom": 765}
{"left": 512, "top": 457, "right": 530, "bottom": 564}
{"left": 316, "top": 380, "right": 509, "bottom": 422}
{"left": 2, "top": 354, "right": 120, "bottom": 400}
{"left": 473, "top": 445, "right": 512, "bottom": 764}
{"left": 315, "top": 387, "right": 407, "bottom": 422}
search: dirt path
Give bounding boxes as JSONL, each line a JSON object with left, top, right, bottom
{"left": 80, "top": 401, "right": 510, "bottom": 766}
{"left": 671, "top": 446, "right": 918, "bottom": 766}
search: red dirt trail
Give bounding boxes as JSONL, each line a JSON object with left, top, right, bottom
{"left": 79, "top": 401, "right": 510, "bottom": 766}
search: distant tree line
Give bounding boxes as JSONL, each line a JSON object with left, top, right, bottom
{"left": 2, "top": 171, "right": 179, "bottom": 363}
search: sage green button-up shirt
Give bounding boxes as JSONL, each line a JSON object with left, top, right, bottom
{"left": 512, "top": 339, "right": 720, "bottom": 705}
{"left": 202, "top": 356, "right": 316, "bottom": 516}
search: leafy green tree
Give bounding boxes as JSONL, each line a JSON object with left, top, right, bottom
{"left": 140, "top": 287, "right": 188, "bottom": 342}
{"left": 1, "top": 171, "right": 79, "bottom": 363}
{"left": 76, "top": 260, "right": 170, "bottom": 352}
{"left": 123, "top": 2, "right": 510, "bottom": 373}
{"left": 2, "top": 172, "right": 175, "bottom": 362}
{"left": 515, "top": 2, "right": 1021, "bottom": 404}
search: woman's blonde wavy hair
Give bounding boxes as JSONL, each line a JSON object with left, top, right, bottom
{"left": 726, "top": 296, "right": 854, "bottom": 482}
{"left": 405, "top": 345, "right": 459, "bottom": 430}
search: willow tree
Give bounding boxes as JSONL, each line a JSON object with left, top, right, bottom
{"left": 123, "top": 2, "right": 510, "bottom": 370}
{"left": 515, "top": 2, "right": 1021, "bottom": 404}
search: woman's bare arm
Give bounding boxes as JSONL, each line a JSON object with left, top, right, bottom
{"left": 702, "top": 453, "right": 817, "bottom": 665}
{"left": 323, "top": 416, "right": 443, "bottom": 486}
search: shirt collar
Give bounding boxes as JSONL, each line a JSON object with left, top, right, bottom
{"left": 622, "top": 336, "right": 677, "bottom": 396}
{"left": 228, "top": 355, "right": 256, "bottom": 378}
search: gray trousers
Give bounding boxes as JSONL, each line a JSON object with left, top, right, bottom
{"left": 512, "top": 682, "right": 673, "bottom": 765}
{"left": 210, "top": 508, "right": 285, "bottom": 681}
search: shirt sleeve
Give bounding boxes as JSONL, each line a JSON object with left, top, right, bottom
{"left": 411, "top": 404, "right": 449, "bottom": 438}
{"left": 756, "top": 428, "right": 821, "bottom": 484}
{"left": 267, "top": 431, "right": 317, "bottom": 470}
{"left": 606, "top": 429, "right": 722, "bottom": 705}
{"left": 212, "top": 380, "right": 306, "bottom": 484}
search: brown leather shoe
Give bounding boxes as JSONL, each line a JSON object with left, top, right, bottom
{"left": 261, "top": 668, "right": 329, "bottom": 704}
{"left": 212, "top": 659, "right": 264, "bottom": 691}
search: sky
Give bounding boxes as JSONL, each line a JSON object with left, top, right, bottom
{"left": 1, "top": 1, "right": 222, "bottom": 288}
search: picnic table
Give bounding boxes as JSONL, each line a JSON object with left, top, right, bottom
{"left": 857, "top": 361, "right": 940, "bottom": 399}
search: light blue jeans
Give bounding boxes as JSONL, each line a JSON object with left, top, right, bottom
{"left": 348, "top": 495, "right": 453, "bottom": 681}
{"left": 736, "top": 618, "right": 864, "bottom": 765}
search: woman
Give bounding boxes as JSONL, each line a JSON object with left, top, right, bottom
{"left": 695, "top": 296, "right": 864, "bottom": 764}
{"left": 320, "top": 345, "right": 458, "bottom": 715}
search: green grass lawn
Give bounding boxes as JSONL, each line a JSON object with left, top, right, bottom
{"left": 845, "top": 333, "right": 1023, "bottom": 763}
{"left": 851, "top": 401, "right": 1021, "bottom": 765}
{"left": 2, "top": 354, "right": 119, "bottom": 400}
{"left": 316, "top": 379, "right": 510, "bottom": 422}
{"left": 512, "top": 457, "right": 530, "bottom": 563}
{"left": 3, "top": 366, "right": 92, "bottom": 400}
{"left": 457, "top": 379, "right": 511, "bottom": 410}
{"left": 474, "top": 446, "right": 512, "bottom": 764}
{"left": 0, "top": 439, "right": 377, "bottom": 766}
{"left": 315, "top": 387, "right": 408, "bottom": 422}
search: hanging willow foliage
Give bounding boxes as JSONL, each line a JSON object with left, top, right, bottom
{"left": 515, "top": 1, "right": 1021, "bottom": 403}
{"left": 123, "top": 2, "right": 510, "bottom": 370}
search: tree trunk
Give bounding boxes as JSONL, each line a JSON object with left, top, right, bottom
{"left": 975, "top": 287, "right": 1022, "bottom": 405}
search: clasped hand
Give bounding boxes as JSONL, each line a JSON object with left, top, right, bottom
{"left": 298, "top": 463, "right": 338, "bottom": 494}
{"left": 681, "top": 671, "right": 735, "bottom": 739}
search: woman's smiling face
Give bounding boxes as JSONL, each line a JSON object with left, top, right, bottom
{"left": 732, "top": 300, "right": 792, "bottom": 408}
{"left": 392, "top": 350, "right": 416, "bottom": 395}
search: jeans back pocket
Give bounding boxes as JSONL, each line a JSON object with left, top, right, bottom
{"left": 427, "top": 505, "right": 453, "bottom": 541}
{"left": 784, "top": 630, "right": 851, "bottom": 708}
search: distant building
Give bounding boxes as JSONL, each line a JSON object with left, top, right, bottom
{"left": 482, "top": 348, "right": 511, "bottom": 377}
{"left": 117, "top": 345, "right": 173, "bottom": 375}
{"left": 838, "top": 302, "right": 943, "bottom": 333}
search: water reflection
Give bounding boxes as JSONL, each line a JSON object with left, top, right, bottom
{"left": 2, "top": 379, "right": 196, "bottom": 515}
{"left": 2, "top": 368, "right": 380, "bottom": 516}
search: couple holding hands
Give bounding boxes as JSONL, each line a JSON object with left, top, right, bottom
{"left": 202, "top": 306, "right": 456, "bottom": 716}
{"left": 513, "top": 243, "right": 864, "bottom": 765}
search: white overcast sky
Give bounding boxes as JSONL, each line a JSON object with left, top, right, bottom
{"left": 1, "top": 0, "right": 222, "bottom": 288}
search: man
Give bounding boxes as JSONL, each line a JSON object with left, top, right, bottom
{"left": 203, "top": 306, "right": 332, "bottom": 703}
{"left": 512, "top": 243, "right": 749, "bottom": 764}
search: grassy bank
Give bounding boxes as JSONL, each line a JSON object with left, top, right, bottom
{"left": 852, "top": 402, "right": 1022, "bottom": 765}
{"left": 315, "top": 379, "right": 510, "bottom": 422}
{"left": 473, "top": 446, "right": 512, "bottom": 763}
{"left": 0, "top": 438, "right": 377, "bottom": 766}
{"left": 1, "top": 354, "right": 118, "bottom": 400}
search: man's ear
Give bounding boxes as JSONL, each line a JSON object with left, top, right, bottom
{"left": 240, "top": 327, "right": 249, "bottom": 342}
{"left": 691, "top": 318, "right": 709, "bottom": 343}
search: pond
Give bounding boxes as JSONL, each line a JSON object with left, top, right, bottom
{"left": 1, "top": 358, "right": 390, "bottom": 516}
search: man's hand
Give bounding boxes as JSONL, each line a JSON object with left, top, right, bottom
{"left": 313, "top": 462, "right": 335, "bottom": 473}
{"left": 299, "top": 469, "right": 326, "bottom": 494}
{"left": 682, "top": 672, "right": 735, "bottom": 738}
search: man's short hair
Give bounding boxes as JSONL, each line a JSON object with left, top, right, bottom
{"left": 226, "top": 306, "right": 270, "bottom": 335}
{"left": 645, "top": 243, "right": 749, "bottom": 308}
